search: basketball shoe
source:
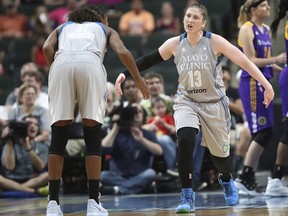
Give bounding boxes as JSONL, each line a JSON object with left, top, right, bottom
{"left": 46, "top": 200, "right": 63, "bottom": 216}
{"left": 234, "top": 175, "right": 263, "bottom": 196}
{"left": 86, "top": 199, "right": 108, "bottom": 216}
{"left": 218, "top": 177, "right": 239, "bottom": 206}
{"left": 265, "top": 177, "right": 288, "bottom": 197}
{"left": 175, "top": 188, "right": 195, "bottom": 213}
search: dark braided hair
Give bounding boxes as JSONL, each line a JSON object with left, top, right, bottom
{"left": 68, "top": 4, "right": 106, "bottom": 23}
{"left": 270, "top": 0, "right": 288, "bottom": 38}
{"left": 85, "top": 4, "right": 106, "bottom": 21}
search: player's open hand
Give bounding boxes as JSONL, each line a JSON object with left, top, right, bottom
{"left": 115, "top": 73, "right": 126, "bottom": 96}
{"left": 263, "top": 85, "right": 275, "bottom": 108}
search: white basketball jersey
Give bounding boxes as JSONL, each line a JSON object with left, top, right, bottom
{"left": 55, "top": 21, "right": 107, "bottom": 62}
{"left": 174, "top": 31, "right": 225, "bottom": 103}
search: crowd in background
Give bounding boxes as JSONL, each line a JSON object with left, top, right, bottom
{"left": 0, "top": 0, "right": 286, "bottom": 198}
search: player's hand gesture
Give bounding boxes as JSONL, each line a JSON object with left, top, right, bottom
{"left": 263, "top": 85, "right": 274, "bottom": 108}
{"left": 115, "top": 73, "right": 126, "bottom": 96}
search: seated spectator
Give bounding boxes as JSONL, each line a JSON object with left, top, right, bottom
{"left": 105, "top": 82, "right": 121, "bottom": 119}
{"left": 103, "top": 78, "right": 144, "bottom": 132}
{"left": 0, "top": 3, "right": 29, "bottom": 38}
{"left": 121, "top": 77, "right": 143, "bottom": 107}
{"left": 100, "top": 103, "right": 162, "bottom": 195}
{"left": 146, "top": 97, "right": 176, "bottom": 136}
{"left": 145, "top": 96, "right": 177, "bottom": 171}
{"left": 8, "top": 83, "right": 51, "bottom": 144}
{"left": 48, "top": 0, "right": 80, "bottom": 28}
{"left": 141, "top": 72, "right": 174, "bottom": 119}
{"left": 5, "top": 62, "right": 49, "bottom": 111}
{"left": 0, "top": 114, "right": 49, "bottom": 196}
{"left": 31, "top": 34, "right": 50, "bottom": 76}
{"left": 140, "top": 72, "right": 176, "bottom": 173}
{"left": 118, "top": 0, "right": 155, "bottom": 39}
{"left": 156, "top": 1, "right": 181, "bottom": 36}
{"left": 29, "top": 5, "right": 53, "bottom": 37}
{"left": 101, "top": 82, "right": 121, "bottom": 131}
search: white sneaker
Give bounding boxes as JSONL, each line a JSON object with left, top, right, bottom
{"left": 86, "top": 199, "right": 108, "bottom": 216}
{"left": 265, "top": 177, "right": 288, "bottom": 197}
{"left": 46, "top": 201, "right": 63, "bottom": 216}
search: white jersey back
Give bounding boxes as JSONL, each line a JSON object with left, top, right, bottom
{"left": 174, "top": 31, "right": 225, "bottom": 103}
{"left": 55, "top": 21, "right": 107, "bottom": 62}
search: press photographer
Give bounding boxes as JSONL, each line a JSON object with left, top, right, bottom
{"left": 0, "top": 115, "right": 49, "bottom": 196}
{"left": 100, "top": 103, "right": 162, "bottom": 195}
{"left": 2, "top": 120, "right": 29, "bottom": 142}
{"left": 117, "top": 105, "right": 140, "bottom": 132}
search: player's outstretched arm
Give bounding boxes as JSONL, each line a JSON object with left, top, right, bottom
{"left": 107, "top": 27, "right": 150, "bottom": 99}
{"left": 212, "top": 34, "right": 275, "bottom": 108}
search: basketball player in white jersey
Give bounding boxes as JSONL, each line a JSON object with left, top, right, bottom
{"left": 115, "top": 2, "right": 274, "bottom": 213}
{"left": 43, "top": 5, "right": 149, "bottom": 216}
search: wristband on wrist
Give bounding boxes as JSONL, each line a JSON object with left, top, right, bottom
{"left": 121, "top": 50, "right": 164, "bottom": 78}
{"left": 26, "top": 148, "right": 32, "bottom": 152}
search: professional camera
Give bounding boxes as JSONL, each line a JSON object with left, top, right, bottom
{"left": 117, "top": 105, "right": 138, "bottom": 132}
{"left": 3, "top": 120, "right": 29, "bottom": 141}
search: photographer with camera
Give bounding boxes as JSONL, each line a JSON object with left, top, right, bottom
{"left": 0, "top": 114, "right": 49, "bottom": 196}
{"left": 100, "top": 103, "right": 163, "bottom": 195}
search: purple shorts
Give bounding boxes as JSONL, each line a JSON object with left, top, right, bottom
{"left": 239, "top": 77, "right": 274, "bottom": 134}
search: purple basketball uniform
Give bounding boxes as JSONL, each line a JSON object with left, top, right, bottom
{"left": 239, "top": 21, "right": 273, "bottom": 79}
{"left": 238, "top": 21, "right": 274, "bottom": 134}
{"left": 279, "top": 21, "right": 288, "bottom": 118}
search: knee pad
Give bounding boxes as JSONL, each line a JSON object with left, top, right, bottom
{"left": 280, "top": 118, "right": 288, "bottom": 145}
{"left": 176, "top": 127, "right": 198, "bottom": 160}
{"left": 83, "top": 124, "right": 102, "bottom": 156}
{"left": 177, "top": 127, "right": 197, "bottom": 148}
{"left": 49, "top": 125, "right": 70, "bottom": 156}
{"left": 176, "top": 127, "right": 197, "bottom": 188}
{"left": 252, "top": 127, "right": 273, "bottom": 148}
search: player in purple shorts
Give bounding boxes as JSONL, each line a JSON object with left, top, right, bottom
{"left": 263, "top": 0, "right": 288, "bottom": 197}
{"left": 234, "top": 0, "right": 287, "bottom": 196}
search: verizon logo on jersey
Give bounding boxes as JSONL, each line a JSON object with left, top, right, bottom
{"left": 187, "top": 88, "right": 207, "bottom": 94}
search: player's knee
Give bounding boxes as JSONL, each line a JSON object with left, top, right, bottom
{"left": 176, "top": 127, "right": 197, "bottom": 147}
{"left": 252, "top": 127, "right": 273, "bottom": 148}
{"left": 280, "top": 118, "right": 288, "bottom": 145}
{"left": 49, "top": 125, "right": 70, "bottom": 156}
{"left": 84, "top": 124, "right": 102, "bottom": 156}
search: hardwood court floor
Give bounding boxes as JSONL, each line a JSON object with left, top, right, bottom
{"left": 0, "top": 191, "right": 287, "bottom": 215}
